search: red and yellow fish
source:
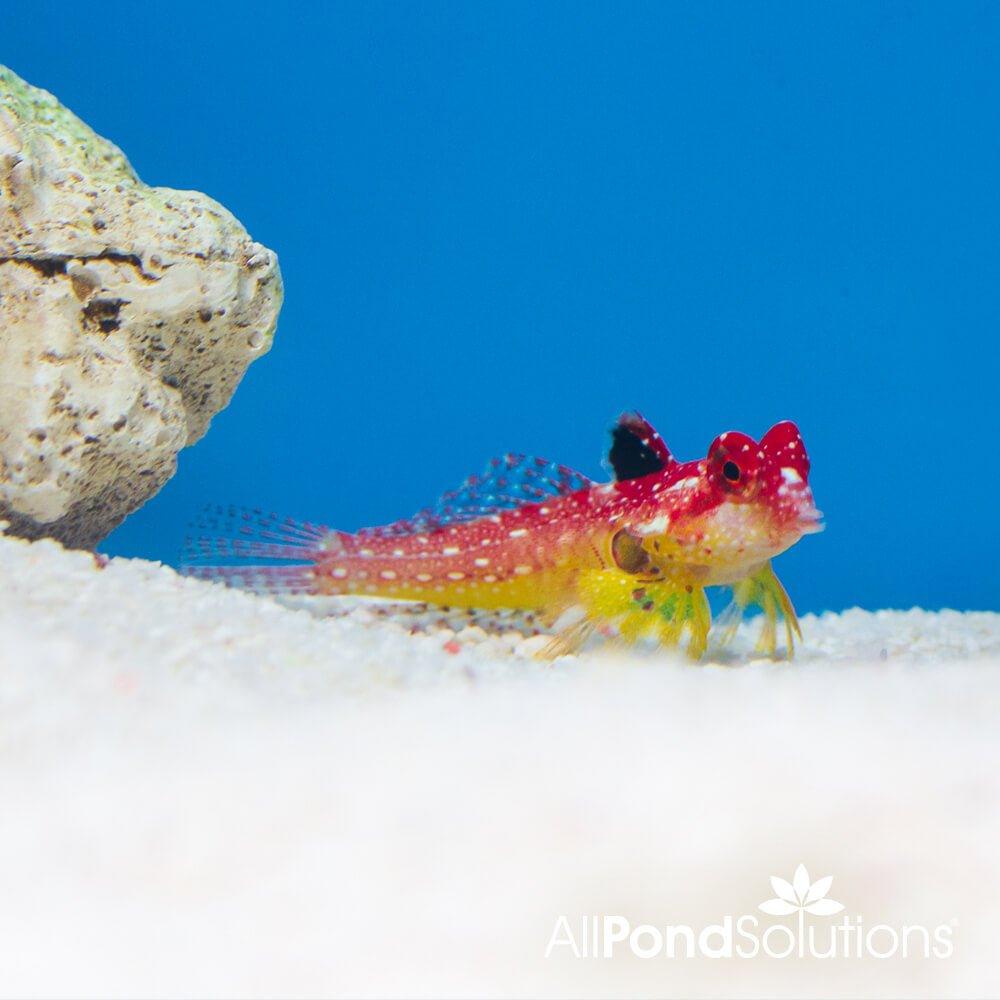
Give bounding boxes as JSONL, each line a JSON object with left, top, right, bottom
{"left": 185, "top": 413, "right": 822, "bottom": 659}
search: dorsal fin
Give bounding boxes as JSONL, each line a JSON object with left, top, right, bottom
{"left": 359, "top": 454, "right": 593, "bottom": 538}
{"left": 607, "top": 412, "right": 675, "bottom": 482}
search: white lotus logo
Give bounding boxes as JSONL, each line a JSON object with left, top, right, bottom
{"left": 759, "top": 863, "right": 844, "bottom": 917}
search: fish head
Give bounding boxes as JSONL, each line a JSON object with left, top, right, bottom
{"left": 610, "top": 419, "right": 822, "bottom": 584}
{"left": 695, "top": 421, "right": 822, "bottom": 572}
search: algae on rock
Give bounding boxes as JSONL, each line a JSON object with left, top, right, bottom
{"left": 0, "top": 65, "right": 282, "bottom": 548}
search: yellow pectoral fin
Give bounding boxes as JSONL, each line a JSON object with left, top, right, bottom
{"left": 566, "top": 569, "right": 711, "bottom": 660}
{"left": 719, "top": 562, "right": 802, "bottom": 659}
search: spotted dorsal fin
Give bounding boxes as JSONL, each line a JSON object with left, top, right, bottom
{"left": 607, "top": 412, "right": 675, "bottom": 482}
{"left": 358, "top": 454, "right": 593, "bottom": 538}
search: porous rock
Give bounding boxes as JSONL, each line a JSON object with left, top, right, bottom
{"left": 0, "top": 65, "right": 282, "bottom": 548}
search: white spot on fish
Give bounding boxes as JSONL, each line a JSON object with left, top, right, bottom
{"left": 514, "top": 565, "right": 532, "bottom": 575}
{"left": 416, "top": 573, "right": 432, "bottom": 582}
{"left": 380, "top": 570, "right": 397, "bottom": 580}
{"left": 781, "top": 466, "right": 803, "bottom": 484}
{"left": 474, "top": 557, "right": 490, "bottom": 567}
{"left": 666, "top": 477, "right": 700, "bottom": 493}
{"left": 443, "top": 546, "right": 460, "bottom": 556}
{"left": 448, "top": 571, "right": 465, "bottom": 581}
{"left": 332, "top": 567, "right": 348, "bottom": 579}
{"left": 636, "top": 514, "right": 671, "bottom": 536}
{"left": 508, "top": 528, "right": 528, "bottom": 538}
{"left": 359, "top": 548, "right": 374, "bottom": 557}
{"left": 483, "top": 575, "right": 497, "bottom": 583}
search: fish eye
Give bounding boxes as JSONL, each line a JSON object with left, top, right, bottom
{"left": 722, "top": 460, "right": 741, "bottom": 483}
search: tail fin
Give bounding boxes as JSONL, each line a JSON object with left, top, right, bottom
{"left": 181, "top": 505, "right": 332, "bottom": 596}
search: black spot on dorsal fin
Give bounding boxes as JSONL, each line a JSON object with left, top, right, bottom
{"left": 607, "top": 412, "right": 675, "bottom": 482}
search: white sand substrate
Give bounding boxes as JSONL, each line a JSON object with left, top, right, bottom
{"left": 0, "top": 530, "right": 998, "bottom": 999}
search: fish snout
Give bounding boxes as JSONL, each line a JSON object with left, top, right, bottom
{"left": 797, "top": 503, "right": 825, "bottom": 535}
{"left": 787, "top": 481, "right": 824, "bottom": 535}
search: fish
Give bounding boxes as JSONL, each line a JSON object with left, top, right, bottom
{"left": 183, "top": 413, "right": 823, "bottom": 659}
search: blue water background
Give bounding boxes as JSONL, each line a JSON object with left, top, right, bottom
{"left": 8, "top": 2, "right": 999, "bottom": 612}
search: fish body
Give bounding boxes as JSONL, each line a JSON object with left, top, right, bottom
{"left": 185, "top": 414, "right": 822, "bottom": 658}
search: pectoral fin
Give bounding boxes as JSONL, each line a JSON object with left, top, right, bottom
{"left": 538, "top": 568, "right": 711, "bottom": 660}
{"left": 718, "top": 562, "right": 802, "bottom": 658}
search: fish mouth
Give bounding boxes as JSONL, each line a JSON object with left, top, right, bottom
{"left": 797, "top": 506, "right": 825, "bottom": 535}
